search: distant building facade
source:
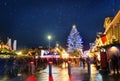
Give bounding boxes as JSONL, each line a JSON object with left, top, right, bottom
{"left": 13, "top": 40, "right": 17, "bottom": 50}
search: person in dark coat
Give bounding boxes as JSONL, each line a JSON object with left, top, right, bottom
{"left": 111, "top": 54, "right": 119, "bottom": 74}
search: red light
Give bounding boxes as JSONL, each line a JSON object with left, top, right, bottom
{"left": 68, "top": 61, "right": 71, "bottom": 63}
{"left": 27, "top": 76, "right": 36, "bottom": 81}
{"left": 49, "top": 76, "right": 53, "bottom": 81}
{"left": 49, "top": 61, "right": 53, "bottom": 64}
{"left": 69, "top": 75, "right": 73, "bottom": 81}
{"left": 30, "top": 61, "right": 34, "bottom": 64}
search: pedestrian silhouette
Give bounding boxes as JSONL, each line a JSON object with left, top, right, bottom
{"left": 111, "top": 54, "right": 119, "bottom": 74}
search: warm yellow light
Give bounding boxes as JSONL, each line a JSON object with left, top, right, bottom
{"left": 62, "top": 52, "right": 69, "bottom": 58}
{"left": 16, "top": 51, "right": 22, "bottom": 55}
{"left": 109, "top": 46, "right": 119, "bottom": 52}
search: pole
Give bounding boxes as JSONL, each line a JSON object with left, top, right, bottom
{"left": 49, "top": 61, "right": 53, "bottom": 81}
{"left": 68, "top": 61, "right": 71, "bottom": 76}
{"left": 49, "top": 61, "right": 52, "bottom": 76}
{"left": 48, "top": 35, "right": 51, "bottom": 50}
{"left": 30, "top": 61, "right": 35, "bottom": 75}
{"left": 86, "top": 57, "right": 91, "bottom": 78}
{"left": 87, "top": 61, "right": 91, "bottom": 76}
{"left": 49, "top": 39, "right": 50, "bottom": 50}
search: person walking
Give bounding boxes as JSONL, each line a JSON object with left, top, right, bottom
{"left": 111, "top": 54, "right": 119, "bottom": 74}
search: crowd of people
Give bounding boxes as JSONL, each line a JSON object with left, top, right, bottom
{"left": 0, "top": 53, "right": 119, "bottom": 79}
{"left": 92, "top": 52, "right": 120, "bottom": 75}
{"left": 0, "top": 56, "right": 68, "bottom": 77}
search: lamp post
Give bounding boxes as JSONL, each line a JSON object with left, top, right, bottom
{"left": 48, "top": 35, "right": 51, "bottom": 50}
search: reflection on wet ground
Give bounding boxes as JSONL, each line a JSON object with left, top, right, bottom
{"left": 0, "top": 73, "right": 17, "bottom": 81}
{"left": 36, "top": 65, "right": 69, "bottom": 81}
{"left": 0, "top": 62, "right": 120, "bottom": 81}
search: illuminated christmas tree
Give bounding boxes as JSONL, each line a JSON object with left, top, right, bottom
{"left": 67, "top": 25, "right": 83, "bottom": 55}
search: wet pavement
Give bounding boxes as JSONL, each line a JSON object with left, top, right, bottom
{"left": 1, "top": 64, "right": 120, "bottom": 81}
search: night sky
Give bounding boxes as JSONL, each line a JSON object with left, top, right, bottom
{"left": 0, "top": 0, "right": 120, "bottom": 50}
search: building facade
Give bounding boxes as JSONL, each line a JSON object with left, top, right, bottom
{"left": 94, "top": 11, "right": 120, "bottom": 72}
{"left": 104, "top": 10, "right": 120, "bottom": 46}
{"left": 96, "top": 10, "right": 120, "bottom": 47}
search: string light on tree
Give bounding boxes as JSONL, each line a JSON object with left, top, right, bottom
{"left": 67, "top": 24, "right": 83, "bottom": 56}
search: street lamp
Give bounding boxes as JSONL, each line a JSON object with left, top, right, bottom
{"left": 48, "top": 35, "right": 51, "bottom": 50}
